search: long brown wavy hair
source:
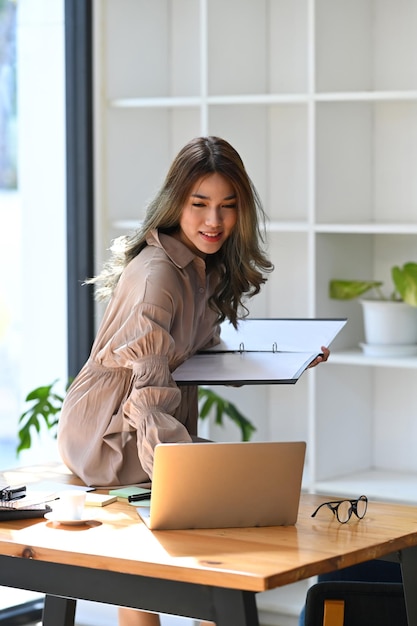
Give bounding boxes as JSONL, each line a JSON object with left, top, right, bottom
{"left": 88, "top": 136, "right": 273, "bottom": 327}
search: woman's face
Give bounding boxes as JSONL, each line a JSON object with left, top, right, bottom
{"left": 177, "top": 173, "right": 238, "bottom": 257}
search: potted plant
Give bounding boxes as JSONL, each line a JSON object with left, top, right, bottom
{"left": 17, "top": 381, "right": 256, "bottom": 455}
{"left": 329, "top": 261, "right": 417, "bottom": 355}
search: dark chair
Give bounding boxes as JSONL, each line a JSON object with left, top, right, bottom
{"left": 304, "top": 581, "right": 407, "bottom": 626}
{"left": 0, "top": 597, "right": 44, "bottom": 625}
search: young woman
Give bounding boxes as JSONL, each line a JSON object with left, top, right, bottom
{"left": 57, "top": 136, "right": 329, "bottom": 626}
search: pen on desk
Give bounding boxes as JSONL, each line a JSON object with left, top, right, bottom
{"left": 128, "top": 493, "right": 151, "bottom": 503}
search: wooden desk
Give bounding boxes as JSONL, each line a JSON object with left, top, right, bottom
{"left": 1, "top": 464, "right": 417, "bottom": 625}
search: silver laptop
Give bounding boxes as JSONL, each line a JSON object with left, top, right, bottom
{"left": 137, "top": 440, "right": 306, "bottom": 530}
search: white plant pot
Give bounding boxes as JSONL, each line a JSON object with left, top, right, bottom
{"left": 360, "top": 299, "right": 417, "bottom": 346}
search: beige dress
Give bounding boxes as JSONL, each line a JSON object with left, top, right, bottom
{"left": 57, "top": 230, "right": 220, "bottom": 486}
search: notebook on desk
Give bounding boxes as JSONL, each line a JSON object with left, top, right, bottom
{"left": 136, "top": 441, "right": 306, "bottom": 530}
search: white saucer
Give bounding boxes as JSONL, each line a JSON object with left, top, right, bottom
{"left": 44, "top": 512, "right": 91, "bottom": 526}
{"left": 360, "top": 343, "right": 417, "bottom": 357}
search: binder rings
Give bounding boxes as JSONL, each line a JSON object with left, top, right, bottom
{"left": 172, "top": 318, "right": 347, "bottom": 385}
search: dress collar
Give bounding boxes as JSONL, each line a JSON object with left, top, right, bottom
{"left": 146, "top": 229, "right": 203, "bottom": 269}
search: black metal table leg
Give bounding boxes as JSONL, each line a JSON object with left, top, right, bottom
{"left": 211, "top": 588, "right": 259, "bottom": 626}
{"left": 400, "top": 545, "right": 417, "bottom": 626}
{"left": 42, "top": 596, "right": 76, "bottom": 626}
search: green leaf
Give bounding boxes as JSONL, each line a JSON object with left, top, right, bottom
{"left": 17, "top": 428, "right": 32, "bottom": 453}
{"left": 25, "top": 383, "right": 55, "bottom": 402}
{"left": 17, "top": 379, "right": 65, "bottom": 455}
{"left": 392, "top": 262, "right": 417, "bottom": 306}
{"left": 329, "top": 280, "right": 383, "bottom": 300}
{"left": 215, "top": 402, "right": 224, "bottom": 427}
{"left": 198, "top": 386, "right": 256, "bottom": 442}
{"left": 199, "top": 394, "right": 217, "bottom": 418}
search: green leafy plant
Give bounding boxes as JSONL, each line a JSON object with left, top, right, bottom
{"left": 198, "top": 387, "right": 256, "bottom": 441}
{"left": 17, "top": 380, "right": 255, "bottom": 454}
{"left": 17, "top": 380, "right": 68, "bottom": 454}
{"left": 329, "top": 261, "right": 417, "bottom": 306}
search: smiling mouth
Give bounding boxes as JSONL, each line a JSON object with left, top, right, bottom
{"left": 200, "top": 231, "right": 222, "bottom": 239}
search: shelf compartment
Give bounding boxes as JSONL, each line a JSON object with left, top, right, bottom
{"left": 207, "top": 0, "right": 308, "bottom": 96}
{"left": 314, "top": 366, "right": 417, "bottom": 490}
{"left": 103, "top": 0, "right": 200, "bottom": 99}
{"left": 314, "top": 365, "right": 373, "bottom": 482}
{"left": 317, "top": 232, "right": 417, "bottom": 349}
{"left": 316, "top": 101, "right": 417, "bottom": 224}
{"left": 316, "top": 0, "right": 417, "bottom": 93}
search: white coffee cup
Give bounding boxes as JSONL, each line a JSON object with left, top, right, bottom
{"left": 56, "top": 490, "right": 86, "bottom": 520}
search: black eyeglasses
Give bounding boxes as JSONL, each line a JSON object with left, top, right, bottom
{"left": 311, "top": 495, "right": 368, "bottom": 524}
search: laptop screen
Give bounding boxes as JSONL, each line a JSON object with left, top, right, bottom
{"left": 137, "top": 441, "right": 306, "bottom": 530}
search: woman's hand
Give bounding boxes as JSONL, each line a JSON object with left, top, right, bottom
{"left": 308, "top": 346, "right": 330, "bottom": 368}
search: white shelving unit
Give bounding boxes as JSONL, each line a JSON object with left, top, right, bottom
{"left": 93, "top": 1, "right": 417, "bottom": 623}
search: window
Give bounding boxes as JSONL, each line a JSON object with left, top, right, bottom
{"left": 0, "top": 0, "right": 67, "bottom": 469}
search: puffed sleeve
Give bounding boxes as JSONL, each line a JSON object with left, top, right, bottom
{"left": 98, "top": 301, "right": 193, "bottom": 478}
